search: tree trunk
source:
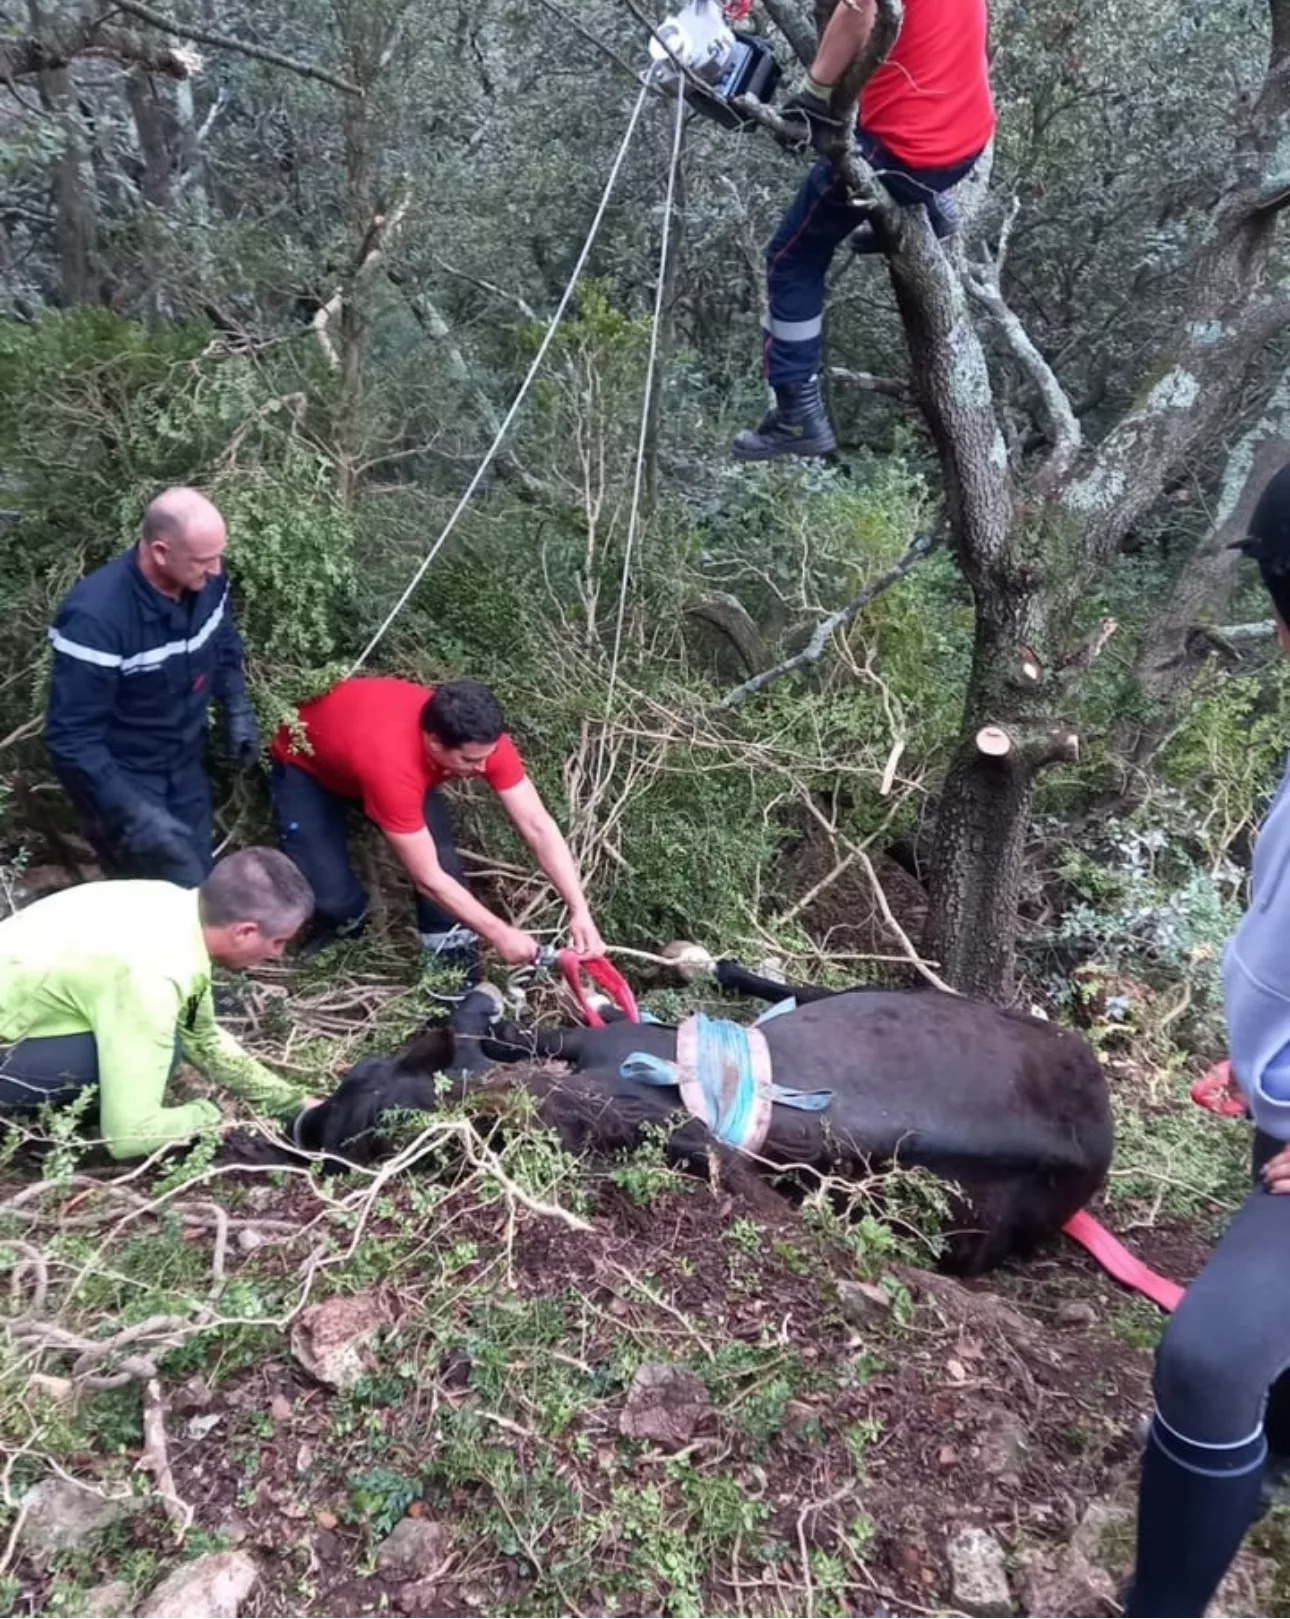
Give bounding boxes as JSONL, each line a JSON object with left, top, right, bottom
{"left": 34, "top": 46, "right": 97, "bottom": 305}
{"left": 922, "top": 747, "right": 1036, "bottom": 999}
{"left": 125, "top": 66, "right": 173, "bottom": 209}
{"left": 173, "top": 77, "right": 214, "bottom": 283}
{"left": 335, "top": 88, "right": 380, "bottom": 507}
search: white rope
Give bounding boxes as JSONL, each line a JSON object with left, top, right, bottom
{"left": 348, "top": 82, "right": 652, "bottom": 676}
{"left": 593, "top": 84, "right": 687, "bottom": 789}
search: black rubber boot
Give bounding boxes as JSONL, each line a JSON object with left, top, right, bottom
{"left": 299, "top": 913, "right": 367, "bottom": 959}
{"left": 732, "top": 377, "right": 837, "bottom": 462}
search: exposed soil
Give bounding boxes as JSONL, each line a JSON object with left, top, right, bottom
{"left": 7, "top": 1171, "right": 1176, "bottom": 1619}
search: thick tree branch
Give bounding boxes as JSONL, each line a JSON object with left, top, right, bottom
{"left": 1, "top": 18, "right": 197, "bottom": 81}
{"left": 974, "top": 724, "right": 1079, "bottom": 769}
{"left": 961, "top": 197, "right": 1080, "bottom": 488}
{"left": 719, "top": 533, "right": 933, "bottom": 709}
{"left": 108, "top": 0, "right": 361, "bottom": 94}
{"left": 1056, "top": 10, "right": 1290, "bottom": 559}
{"left": 739, "top": 0, "right": 904, "bottom": 230}
{"left": 1133, "top": 365, "right": 1290, "bottom": 704}
{"left": 759, "top": 0, "right": 817, "bottom": 68}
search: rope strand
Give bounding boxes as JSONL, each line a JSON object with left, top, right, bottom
{"left": 593, "top": 85, "right": 687, "bottom": 791}
{"left": 349, "top": 82, "right": 652, "bottom": 676}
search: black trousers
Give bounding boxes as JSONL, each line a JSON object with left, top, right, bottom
{"left": 57, "top": 759, "right": 213, "bottom": 888}
{"left": 269, "top": 761, "right": 470, "bottom": 944}
{"left": 0, "top": 1032, "right": 100, "bottom": 1108}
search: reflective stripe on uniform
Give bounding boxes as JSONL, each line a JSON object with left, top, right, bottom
{"left": 761, "top": 313, "right": 824, "bottom": 342}
{"left": 47, "top": 628, "right": 122, "bottom": 668}
{"left": 48, "top": 587, "right": 227, "bottom": 673}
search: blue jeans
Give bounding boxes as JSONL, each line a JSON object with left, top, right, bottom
{"left": 763, "top": 132, "right": 982, "bottom": 386}
{"left": 270, "top": 762, "right": 467, "bottom": 942}
{"left": 65, "top": 760, "right": 213, "bottom": 888}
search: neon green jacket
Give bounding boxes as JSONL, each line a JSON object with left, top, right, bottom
{"left": 0, "top": 880, "right": 308, "bottom": 1160}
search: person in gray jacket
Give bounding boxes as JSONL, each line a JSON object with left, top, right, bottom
{"left": 1125, "top": 461, "right": 1290, "bottom": 1615}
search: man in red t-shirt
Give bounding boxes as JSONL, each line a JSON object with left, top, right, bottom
{"left": 732, "top": 0, "right": 995, "bottom": 461}
{"left": 269, "top": 676, "right": 606, "bottom": 974}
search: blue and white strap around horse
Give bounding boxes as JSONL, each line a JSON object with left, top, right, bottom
{"left": 620, "top": 1011, "right": 831, "bottom": 1154}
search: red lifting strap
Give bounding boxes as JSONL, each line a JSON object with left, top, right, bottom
{"left": 723, "top": 0, "right": 753, "bottom": 17}
{"left": 1061, "top": 1209, "right": 1185, "bottom": 1313}
{"left": 556, "top": 949, "right": 640, "bottom": 1028}
{"left": 1191, "top": 1058, "right": 1248, "bottom": 1119}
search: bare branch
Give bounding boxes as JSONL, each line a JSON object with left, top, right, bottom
{"left": 1133, "top": 366, "right": 1290, "bottom": 704}
{"left": 975, "top": 725, "right": 1079, "bottom": 768}
{"left": 430, "top": 259, "right": 539, "bottom": 323}
{"left": 826, "top": 365, "right": 912, "bottom": 401}
{"left": 311, "top": 292, "right": 342, "bottom": 369}
{"left": 798, "top": 796, "right": 957, "bottom": 994}
{"left": 1023, "top": 727, "right": 1080, "bottom": 769}
{"left": 138, "top": 1380, "right": 191, "bottom": 1530}
{"left": 109, "top": 0, "right": 361, "bottom": 94}
{"left": 833, "top": 0, "right": 902, "bottom": 105}
{"left": 1056, "top": 615, "right": 1118, "bottom": 678}
{"left": 961, "top": 197, "right": 1080, "bottom": 487}
{"left": 1211, "top": 619, "right": 1277, "bottom": 642}
{"left": 720, "top": 534, "right": 934, "bottom": 709}
{"left": 532, "top": 0, "right": 647, "bottom": 82}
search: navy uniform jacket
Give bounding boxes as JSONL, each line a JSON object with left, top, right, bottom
{"left": 45, "top": 547, "right": 247, "bottom": 827}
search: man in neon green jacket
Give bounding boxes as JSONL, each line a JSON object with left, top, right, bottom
{"left": 0, "top": 848, "right": 316, "bottom": 1160}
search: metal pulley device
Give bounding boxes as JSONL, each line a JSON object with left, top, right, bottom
{"left": 644, "top": 0, "right": 781, "bottom": 130}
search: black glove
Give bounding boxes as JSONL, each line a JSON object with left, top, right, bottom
{"left": 224, "top": 698, "right": 261, "bottom": 771}
{"left": 118, "top": 800, "right": 194, "bottom": 864}
{"left": 779, "top": 80, "right": 843, "bottom": 153}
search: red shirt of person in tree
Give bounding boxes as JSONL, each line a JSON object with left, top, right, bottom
{"left": 731, "top": 0, "right": 996, "bottom": 463}
{"left": 269, "top": 676, "right": 605, "bottom": 967}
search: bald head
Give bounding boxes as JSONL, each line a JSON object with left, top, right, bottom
{"left": 139, "top": 487, "right": 227, "bottom": 597}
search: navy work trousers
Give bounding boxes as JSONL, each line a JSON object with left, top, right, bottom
{"left": 270, "top": 761, "right": 467, "bottom": 942}
{"left": 763, "top": 133, "right": 981, "bottom": 386}
{"left": 64, "top": 760, "right": 213, "bottom": 888}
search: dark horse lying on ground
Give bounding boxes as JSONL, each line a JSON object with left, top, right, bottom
{"left": 292, "top": 961, "right": 1114, "bottom": 1275}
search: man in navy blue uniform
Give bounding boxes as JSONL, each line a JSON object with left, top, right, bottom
{"left": 45, "top": 487, "right": 259, "bottom": 887}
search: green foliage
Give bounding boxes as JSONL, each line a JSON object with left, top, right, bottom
{"left": 1042, "top": 793, "right": 1244, "bottom": 1050}
{"left": 0, "top": 312, "right": 360, "bottom": 762}
{"left": 1107, "top": 1095, "right": 1251, "bottom": 1222}
{"left": 1158, "top": 660, "right": 1290, "bottom": 857}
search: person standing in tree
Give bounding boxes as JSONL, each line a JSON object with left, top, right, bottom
{"left": 269, "top": 675, "right": 606, "bottom": 976}
{"left": 1125, "top": 462, "right": 1290, "bottom": 1615}
{"left": 733, "top": 0, "right": 995, "bottom": 461}
{"left": 45, "top": 488, "right": 260, "bottom": 886}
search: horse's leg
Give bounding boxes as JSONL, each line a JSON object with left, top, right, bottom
{"left": 714, "top": 959, "right": 839, "bottom": 1005}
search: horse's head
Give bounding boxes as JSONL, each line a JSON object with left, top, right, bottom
{"left": 294, "top": 986, "right": 506, "bottom": 1161}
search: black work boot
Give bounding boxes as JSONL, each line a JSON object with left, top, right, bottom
{"left": 732, "top": 377, "right": 837, "bottom": 462}
{"left": 299, "top": 913, "right": 367, "bottom": 960}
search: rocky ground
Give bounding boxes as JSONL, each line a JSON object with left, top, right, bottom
{"left": 4, "top": 1136, "right": 1284, "bottom": 1619}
